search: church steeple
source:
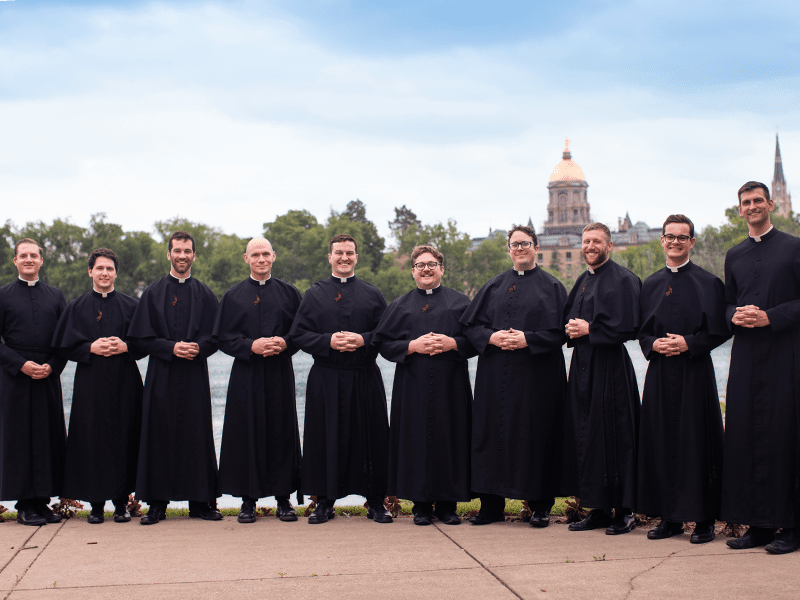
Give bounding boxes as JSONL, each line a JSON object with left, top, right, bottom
{"left": 772, "top": 133, "right": 792, "bottom": 219}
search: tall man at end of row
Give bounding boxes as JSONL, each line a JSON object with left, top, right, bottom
{"left": 0, "top": 239, "right": 67, "bottom": 526}
{"left": 213, "top": 237, "right": 303, "bottom": 524}
{"left": 722, "top": 181, "right": 800, "bottom": 554}
{"left": 564, "top": 223, "right": 641, "bottom": 535}
{"left": 289, "top": 234, "right": 392, "bottom": 524}
{"left": 128, "top": 231, "right": 221, "bottom": 524}
{"left": 636, "top": 216, "right": 729, "bottom": 544}
{"left": 52, "top": 248, "right": 145, "bottom": 524}
{"left": 373, "top": 245, "right": 475, "bottom": 526}
{"left": 461, "top": 225, "right": 570, "bottom": 527}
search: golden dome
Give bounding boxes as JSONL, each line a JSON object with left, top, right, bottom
{"left": 549, "top": 138, "right": 586, "bottom": 182}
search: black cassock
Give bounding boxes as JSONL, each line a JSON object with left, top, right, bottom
{"left": 213, "top": 277, "right": 302, "bottom": 499}
{"left": 52, "top": 290, "right": 145, "bottom": 503}
{"left": 373, "top": 285, "right": 475, "bottom": 503}
{"left": 722, "top": 228, "right": 800, "bottom": 529}
{"left": 127, "top": 274, "right": 219, "bottom": 503}
{"left": 563, "top": 260, "right": 641, "bottom": 511}
{"left": 0, "top": 279, "right": 67, "bottom": 502}
{"left": 460, "top": 267, "right": 569, "bottom": 502}
{"left": 636, "top": 262, "right": 729, "bottom": 522}
{"left": 289, "top": 276, "right": 388, "bottom": 500}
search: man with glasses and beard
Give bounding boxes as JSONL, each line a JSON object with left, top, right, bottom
{"left": 563, "top": 222, "right": 641, "bottom": 535}
{"left": 722, "top": 181, "right": 800, "bottom": 554}
{"left": 373, "top": 245, "right": 475, "bottom": 526}
{"left": 128, "top": 231, "right": 221, "bottom": 524}
{"left": 636, "top": 216, "right": 728, "bottom": 544}
{"left": 460, "top": 225, "right": 569, "bottom": 527}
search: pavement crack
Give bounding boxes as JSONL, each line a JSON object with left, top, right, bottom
{"left": 433, "top": 523, "right": 524, "bottom": 599}
{"left": 3, "top": 520, "right": 66, "bottom": 600}
{"left": 0, "top": 527, "right": 39, "bottom": 576}
{"left": 623, "top": 550, "right": 678, "bottom": 600}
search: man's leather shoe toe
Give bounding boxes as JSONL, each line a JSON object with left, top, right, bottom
{"left": 276, "top": 501, "right": 298, "bottom": 522}
{"left": 606, "top": 513, "right": 636, "bottom": 535}
{"left": 238, "top": 499, "right": 256, "bottom": 524}
{"left": 413, "top": 512, "right": 432, "bottom": 526}
{"left": 308, "top": 503, "right": 334, "bottom": 524}
{"left": 87, "top": 509, "right": 104, "bottom": 524}
{"left": 469, "top": 511, "right": 505, "bottom": 525}
{"left": 690, "top": 521, "right": 715, "bottom": 544}
{"left": 37, "top": 504, "right": 62, "bottom": 524}
{"left": 140, "top": 505, "right": 165, "bottom": 525}
{"left": 189, "top": 504, "right": 223, "bottom": 521}
{"left": 530, "top": 510, "right": 550, "bottom": 528}
{"left": 16, "top": 507, "right": 46, "bottom": 527}
{"left": 765, "top": 529, "right": 800, "bottom": 554}
{"left": 568, "top": 509, "right": 610, "bottom": 531}
{"left": 648, "top": 520, "right": 684, "bottom": 540}
{"left": 727, "top": 527, "right": 774, "bottom": 549}
{"left": 113, "top": 507, "right": 131, "bottom": 523}
{"left": 434, "top": 510, "right": 461, "bottom": 525}
{"left": 367, "top": 507, "right": 393, "bottom": 523}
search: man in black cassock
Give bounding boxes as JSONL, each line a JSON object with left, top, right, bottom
{"left": 373, "top": 245, "right": 475, "bottom": 526}
{"left": 0, "top": 239, "right": 67, "bottom": 526}
{"left": 289, "top": 233, "right": 392, "bottom": 524}
{"left": 722, "top": 181, "right": 800, "bottom": 554}
{"left": 460, "top": 225, "right": 569, "bottom": 527}
{"left": 213, "top": 237, "right": 302, "bottom": 524}
{"left": 564, "top": 222, "right": 641, "bottom": 535}
{"left": 52, "top": 248, "right": 145, "bottom": 524}
{"left": 637, "top": 216, "right": 729, "bottom": 544}
{"left": 127, "top": 231, "right": 221, "bottom": 524}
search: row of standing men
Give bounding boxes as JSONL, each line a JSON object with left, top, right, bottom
{"left": 1, "top": 181, "right": 799, "bottom": 553}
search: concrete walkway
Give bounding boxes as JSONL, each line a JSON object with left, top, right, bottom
{"left": 1, "top": 515, "right": 798, "bottom": 599}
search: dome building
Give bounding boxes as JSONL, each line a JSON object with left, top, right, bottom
{"left": 543, "top": 139, "right": 591, "bottom": 235}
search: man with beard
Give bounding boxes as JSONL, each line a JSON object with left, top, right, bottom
{"left": 373, "top": 245, "right": 475, "bottom": 526}
{"left": 128, "top": 231, "right": 221, "bottom": 524}
{"left": 52, "top": 248, "right": 145, "bottom": 524}
{"left": 289, "top": 234, "right": 392, "bottom": 524}
{"left": 460, "top": 225, "right": 569, "bottom": 527}
{"left": 213, "top": 237, "right": 302, "bottom": 524}
{"left": 636, "top": 216, "right": 729, "bottom": 544}
{"left": 564, "top": 222, "right": 641, "bottom": 535}
{"left": 0, "top": 239, "right": 67, "bottom": 526}
{"left": 722, "top": 181, "right": 800, "bottom": 554}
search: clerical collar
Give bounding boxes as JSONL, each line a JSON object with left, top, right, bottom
{"left": 250, "top": 275, "right": 271, "bottom": 285}
{"left": 331, "top": 274, "right": 354, "bottom": 284}
{"left": 416, "top": 285, "right": 441, "bottom": 296}
{"left": 168, "top": 273, "right": 191, "bottom": 284}
{"left": 749, "top": 225, "right": 774, "bottom": 242}
{"left": 666, "top": 258, "right": 691, "bottom": 273}
{"left": 587, "top": 260, "right": 609, "bottom": 275}
{"left": 513, "top": 265, "right": 537, "bottom": 276}
{"left": 92, "top": 288, "right": 115, "bottom": 298}
{"left": 18, "top": 277, "right": 39, "bottom": 287}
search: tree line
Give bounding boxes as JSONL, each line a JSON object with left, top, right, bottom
{"left": 3, "top": 202, "right": 797, "bottom": 303}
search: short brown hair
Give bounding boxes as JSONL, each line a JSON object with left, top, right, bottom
{"left": 662, "top": 215, "right": 695, "bottom": 238}
{"left": 507, "top": 224, "right": 538, "bottom": 247}
{"left": 411, "top": 245, "right": 443, "bottom": 266}
{"left": 737, "top": 181, "right": 770, "bottom": 204}
{"left": 88, "top": 248, "right": 119, "bottom": 271}
{"left": 14, "top": 238, "right": 43, "bottom": 257}
{"left": 583, "top": 222, "right": 611, "bottom": 244}
{"left": 168, "top": 231, "right": 196, "bottom": 253}
{"left": 328, "top": 233, "right": 357, "bottom": 254}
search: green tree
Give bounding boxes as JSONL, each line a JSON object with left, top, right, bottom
{"left": 263, "top": 209, "right": 327, "bottom": 291}
{"left": 193, "top": 234, "right": 250, "bottom": 299}
{"left": 612, "top": 238, "right": 664, "bottom": 282}
{"left": 388, "top": 205, "right": 423, "bottom": 249}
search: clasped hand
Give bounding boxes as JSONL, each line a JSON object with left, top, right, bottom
{"left": 251, "top": 336, "right": 287, "bottom": 357}
{"left": 408, "top": 332, "right": 457, "bottom": 355}
{"left": 488, "top": 328, "right": 528, "bottom": 350}
{"left": 330, "top": 331, "right": 364, "bottom": 352}
{"left": 732, "top": 305, "right": 770, "bottom": 328}
{"left": 652, "top": 333, "right": 688, "bottom": 356}
{"left": 173, "top": 341, "right": 200, "bottom": 360}
{"left": 20, "top": 361, "right": 52, "bottom": 379}
{"left": 565, "top": 319, "right": 590, "bottom": 339}
{"left": 90, "top": 336, "right": 128, "bottom": 357}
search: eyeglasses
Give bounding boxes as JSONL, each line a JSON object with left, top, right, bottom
{"left": 662, "top": 234, "right": 692, "bottom": 244}
{"left": 508, "top": 241, "right": 534, "bottom": 250}
{"left": 413, "top": 261, "right": 442, "bottom": 270}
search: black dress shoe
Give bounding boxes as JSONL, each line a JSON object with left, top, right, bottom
{"left": 35, "top": 502, "right": 63, "bottom": 524}
{"left": 469, "top": 511, "right": 505, "bottom": 525}
{"left": 189, "top": 502, "right": 223, "bottom": 521}
{"left": 766, "top": 528, "right": 800, "bottom": 554}
{"left": 690, "top": 520, "right": 715, "bottom": 544}
{"left": 140, "top": 503, "right": 166, "bottom": 525}
{"left": 238, "top": 499, "right": 256, "bottom": 524}
{"left": 87, "top": 504, "right": 105, "bottom": 525}
{"left": 276, "top": 498, "right": 298, "bottom": 522}
{"left": 367, "top": 506, "right": 393, "bottom": 523}
{"left": 727, "top": 526, "right": 775, "bottom": 549}
{"left": 647, "top": 519, "right": 684, "bottom": 540}
{"left": 530, "top": 510, "right": 550, "bottom": 528}
{"left": 308, "top": 501, "right": 334, "bottom": 524}
{"left": 606, "top": 513, "right": 636, "bottom": 535}
{"left": 568, "top": 508, "right": 610, "bottom": 531}
{"left": 434, "top": 510, "right": 461, "bottom": 525}
{"left": 413, "top": 511, "right": 433, "bottom": 526}
{"left": 113, "top": 504, "right": 131, "bottom": 523}
{"left": 16, "top": 507, "right": 46, "bottom": 527}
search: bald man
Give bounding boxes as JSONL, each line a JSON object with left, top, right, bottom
{"left": 212, "top": 238, "right": 303, "bottom": 523}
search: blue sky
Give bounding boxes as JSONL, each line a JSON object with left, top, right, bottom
{"left": 1, "top": 0, "right": 798, "bottom": 245}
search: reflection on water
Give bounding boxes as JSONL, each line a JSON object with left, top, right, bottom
{"left": 60, "top": 339, "right": 732, "bottom": 508}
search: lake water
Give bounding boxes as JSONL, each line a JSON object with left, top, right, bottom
{"left": 60, "top": 339, "right": 732, "bottom": 509}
